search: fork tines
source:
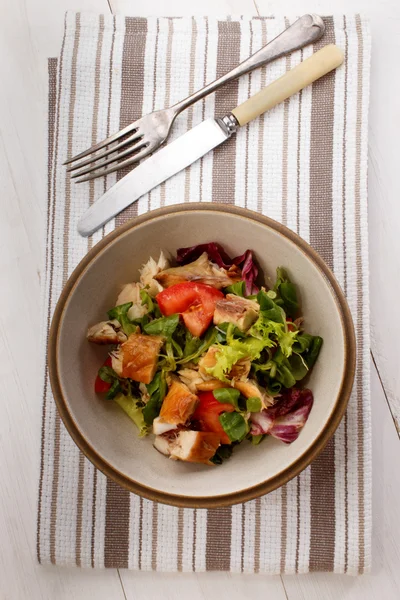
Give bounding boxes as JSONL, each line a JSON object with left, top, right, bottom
{"left": 64, "top": 121, "right": 150, "bottom": 182}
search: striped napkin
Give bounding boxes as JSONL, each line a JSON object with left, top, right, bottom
{"left": 38, "top": 12, "right": 371, "bottom": 573}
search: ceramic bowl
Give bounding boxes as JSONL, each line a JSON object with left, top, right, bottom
{"left": 49, "top": 204, "right": 355, "bottom": 508}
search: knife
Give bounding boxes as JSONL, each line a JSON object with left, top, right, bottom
{"left": 78, "top": 44, "right": 344, "bottom": 237}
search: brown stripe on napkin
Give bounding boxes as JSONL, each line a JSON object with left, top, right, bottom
{"left": 206, "top": 507, "right": 232, "bottom": 570}
{"left": 243, "top": 20, "right": 254, "bottom": 210}
{"left": 295, "top": 52, "right": 304, "bottom": 235}
{"left": 90, "top": 469, "right": 97, "bottom": 568}
{"left": 309, "top": 17, "right": 336, "bottom": 572}
{"left": 88, "top": 14, "right": 105, "bottom": 212}
{"left": 177, "top": 508, "right": 184, "bottom": 571}
{"left": 184, "top": 17, "right": 199, "bottom": 203}
{"left": 212, "top": 21, "right": 240, "bottom": 204}
{"left": 309, "top": 18, "right": 335, "bottom": 267}
{"left": 105, "top": 479, "right": 130, "bottom": 567}
{"left": 151, "top": 502, "right": 159, "bottom": 570}
{"left": 159, "top": 18, "right": 175, "bottom": 208}
{"left": 256, "top": 19, "right": 268, "bottom": 215}
{"left": 199, "top": 18, "right": 209, "bottom": 202}
{"left": 281, "top": 16, "right": 292, "bottom": 227}
{"left": 115, "top": 17, "right": 147, "bottom": 223}
{"left": 280, "top": 485, "right": 287, "bottom": 571}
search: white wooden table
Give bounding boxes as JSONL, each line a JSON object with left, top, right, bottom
{"left": 1, "top": 0, "right": 399, "bottom": 598}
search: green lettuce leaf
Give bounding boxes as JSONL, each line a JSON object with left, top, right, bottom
{"left": 250, "top": 434, "right": 264, "bottom": 445}
{"left": 293, "top": 333, "right": 313, "bottom": 353}
{"left": 98, "top": 365, "right": 121, "bottom": 399}
{"left": 273, "top": 267, "right": 299, "bottom": 318}
{"left": 106, "top": 379, "right": 121, "bottom": 400}
{"left": 224, "top": 280, "right": 245, "bottom": 297}
{"left": 98, "top": 365, "right": 119, "bottom": 384}
{"left": 210, "top": 444, "right": 234, "bottom": 465}
{"left": 213, "top": 387, "right": 240, "bottom": 410}
{"left": 206, "top": 337, "right": 266, "bottom": 382}
{"left": 178, "top": 327, "right": 218, "bottom": 365}
{"left": 215, "top": 322, "right": 247, "bottom": 343}
{"left": 246, "top": 396, "right": 262, "bottom": 413}
{"left": 219, "top": 412, "right": 248, "bottom": 442}
{"left": 256, "top": 290, "right": 285, "bottom": 323}
{"left": 107, "top": 302, "right": 137, "bottom": 336}
{"left": 143, "top": 371, "right": 167, "bottom": 425}
{"left": 182, "top": 330, "right": 202, "bottom": 358}
{"left": 114, "top": 392, "right": 148, "bottom": 437}
{"left": 250, "top": 312, "right": 298, "bottom": 358}
{"left": 288, "top": 353, "right": 309, "bottom": 380}
{"left": 305, "top": 336, "right": 323, "bottom": 368}
{"left": 140, "top": 289, "right": 154, "bottom": 313}
{"left": 143, "top": 314, "right": 179, "bottom": 340}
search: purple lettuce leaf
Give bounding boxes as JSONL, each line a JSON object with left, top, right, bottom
{"left": 176, "top": 243, "right": 233, "bottom": 269}
{"left": 250, "top": 388, "right": 313, "bottom": 444}
{"left": 232, "top": 249, "right": 259, "bottom": 296}
{"left": 176, "top": 242, "right": 259, "bottom": 295}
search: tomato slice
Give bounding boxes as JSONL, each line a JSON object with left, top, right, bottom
{"left": 94, "top": 356, "right": 112, "bottom": 393}
{"left": 156, "top": 282, "right": 223, "bottom": 337}
{"left": 192, "top": 391, "right": 235, "bottom": 445}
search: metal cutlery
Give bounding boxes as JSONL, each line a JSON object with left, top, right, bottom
{"left": 65, "top": 14, "right": 325, "bottom": 182}
{"left": 78, "top": 44, "right": 344, "bottom": 236}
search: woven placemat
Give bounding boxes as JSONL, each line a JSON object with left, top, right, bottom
{"left": 38, "top": 12, "right": 371, "bottom": 573}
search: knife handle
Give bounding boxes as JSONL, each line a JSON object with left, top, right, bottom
{"left": 231, "top": 44, "right": 344, "bottom": 127}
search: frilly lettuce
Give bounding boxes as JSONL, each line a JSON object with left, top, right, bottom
{"left": 250, "top": 313, "right": 298, "bottom": 358}
{"left": 206, "top": 338, "right": 266, "bottom": 382}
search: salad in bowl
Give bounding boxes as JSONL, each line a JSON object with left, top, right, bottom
{"left": 87, "top": 242, "right": 322, "bottom": 466}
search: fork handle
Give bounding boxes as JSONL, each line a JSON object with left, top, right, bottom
{"left": 173, "top": 14, "right": 325, "bottom": 114}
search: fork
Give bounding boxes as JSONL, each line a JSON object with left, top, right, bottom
{"left": 65, "top": 14, "right": 325, "bottom": 183}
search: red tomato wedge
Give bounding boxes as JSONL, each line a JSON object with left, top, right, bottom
{"left": 192, "top": 391, "right": 235, "bottom": 445}
{"left": 156, "top": 282, "right": 223, "bottom": 337}
{"left": 94, "top": 356, "right": 112, "bottom": 393}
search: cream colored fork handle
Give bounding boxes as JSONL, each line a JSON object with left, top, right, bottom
{"left": 231, "top": 44, "right": 344, "bottom": 126}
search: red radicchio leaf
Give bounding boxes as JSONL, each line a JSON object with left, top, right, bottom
{"left": 176, "top": 243, "right": 233, "bottom": 269}
{"left": 265, "top": 387, "right": 307, "bottom": 419}
{"left": 176, "top": 242, "right": 259, "bottom": 295}
{"left": 250, "top": 411, "right": 274, "bottom": 436}
{"left": 250, "top": 388, "right": 313, "bottom": 444}
{"left": 232, "top": 249, "right": 259, "bottom": 296}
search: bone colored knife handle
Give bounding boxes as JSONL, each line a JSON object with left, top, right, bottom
{"left": 231, "top": 44, "right": 344, "bottom": 126}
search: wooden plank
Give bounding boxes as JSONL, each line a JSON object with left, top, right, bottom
{"left": 0, "top": 0, "right": 125, "bottom": 597}
{"left": 120, "top": 571, "right": 288, "bottom": 599}
{"left": 109, "top": 0, "right": 257, "bottom": 16}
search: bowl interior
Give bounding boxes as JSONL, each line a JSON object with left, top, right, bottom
{"left": 56, "top": 209, "right": 347, "bottom": 502}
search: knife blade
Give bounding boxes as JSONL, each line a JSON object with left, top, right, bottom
{"left": 78, "top": 44, "right": 344, "bottom": 237}
{"left": 78, "top": 118, "right": 230, "bottom": 236}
